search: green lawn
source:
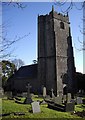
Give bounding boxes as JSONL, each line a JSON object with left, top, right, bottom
{"left": 1, "top": 97, "right": 85, "bottom": 119}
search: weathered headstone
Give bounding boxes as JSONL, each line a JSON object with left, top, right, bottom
{"left": 59, "top": 91, "right": 63, "bottom": 97}
{"left": 63, "top": 95, "right": 66, "bottom": 103}
{"left": 43, "top": 87, "right": 46, "bottom": 98}
{"left": 53, "top": 96, "right": 62, "bottom": 104}
{"left": 22, "top": 92, "right": 27, "bottom": 97}
{"left": 65, "top": 102, "right": 75, "bottom": 112}
{"left": 79, "top": 90, "right": 82, "bottom": 94}
{"left": 31, "top": 101, "right": 41, "bottom": 113}
{"left": 24, "top": 83, "right": 32, "bottom": 104}
{"left": 76, "top": 97, "right": 82, "bottom": 104}
{"left": 67, "top": 93, "right": 71, "bottom": 103}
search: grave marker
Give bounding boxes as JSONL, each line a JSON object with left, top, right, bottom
{"left": 31, "top": 101, "right": 41, "bottom": 113}
{"left": 51, "top": 89, "right": 55, "bottom": 98}
{"left": 63, "top": 95, "right": 66, "bottom": 103}
{"left": 65, "top": 102, "right": 75, "bottom": 112}
{"left": 76, "top": 97, "right": 82, "bottom": 104}
{"left": 53, "top": 97, "right": 62, "bottom": 104}
{"left": 67, "top": 93, "right": 71, "bottom": 103}
{"left": 24, "top": 83, "right": 32, "bottom": 104}
{"left": 43, "top": 87, "right": 46, "bottom": 97}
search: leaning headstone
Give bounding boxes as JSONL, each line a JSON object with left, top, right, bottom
{"left": 67, "top": 93, "right": 71, "bottom": 103}
{"left": 24, "top": 83, "right": 32, "bottom": 104}
{"left": 76, "top": 97, "right": 82, "bottom": 104}
{"left": 43, "top": 87, "right": 46, "bottom": 98}
{"left": 31, "top": 101, "right": 41, "bottom": 113}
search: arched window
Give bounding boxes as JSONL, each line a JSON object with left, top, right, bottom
{"left": 60, "top": 22, "right": 64, "bottom": 29}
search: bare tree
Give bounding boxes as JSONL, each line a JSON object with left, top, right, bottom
{"left": 12, "top": 58, "right": 25, "bottom": 69}
{"left": 2, "top": 1, "right": 27, "bottom": 9}
{"left": 0, "top": 2, "right": 28, "bottom": 59}
{"left": 54, "top": 1, "right": 84, "bottom": 13}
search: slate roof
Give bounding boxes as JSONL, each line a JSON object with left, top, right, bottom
{"left": 10, "top": 64, "right": 38, "bottom": 79}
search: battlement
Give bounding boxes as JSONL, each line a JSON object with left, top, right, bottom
{"left": 38, "top": 6, "right": 69, "bottom": 24}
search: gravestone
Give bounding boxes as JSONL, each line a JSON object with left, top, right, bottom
{"left": 67, "top": 93, "right": 71, "bottom": 103}
{"left": 24, "top": 83, "right": 32, "bottom": 104}
{"left": 53, "top": 96, "right": 62, "bottom": 104}
{"left": 59, "top": 91, "right": 63, "bottom": 97}
{"left": 70, "top": 99, "right": 76, "bottom": 104}
{"left": 63, "top": 95, "right": 67, "bottom": 103}
{"left": 22, "top": 92, "right": 27, "bottom": 97}
{"left": 51, "top": 89, "right": 55, "bottom": 98}
{"left": 46, "top": 95, "right": 50, "bottom": 99}
{"left": 43, "top": 87, "right": 46, "bottom": 98}
{"left": 40, "top": 100, "right": 47, "bottom": 105}
{"left": 76, "top": 97, "right": 82, "bottom": 104}
{"left": 0, "top": 87, "right": 4, "bottom": 98}
{"left": 31, "top": 101, "right": 41, "bottom": 113}
{"left": 5, "top": 91, "right": 12, "bottom": 99}
{"left": 65, "top": 102, "right": 75, "bottom": 112}
{"left": 79, "top": 90, "right": 82, "bottom": 94}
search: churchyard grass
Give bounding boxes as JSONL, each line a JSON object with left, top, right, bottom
{"left": 1, "top": 97, "right": 85, "bottom": 119}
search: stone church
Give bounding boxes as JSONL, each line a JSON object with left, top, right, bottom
{"left": 7, "top": 6, "right": 76, "bottom": 96}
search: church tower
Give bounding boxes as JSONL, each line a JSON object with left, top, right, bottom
{"left": 38, "top": 6, "right": 75, "bottom": 96}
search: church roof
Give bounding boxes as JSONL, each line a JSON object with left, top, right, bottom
{"left": 17, "top": 64, "right": 37, "bottom": 78}
{"left": 9, "top": 64, "right": 38, "bottom": 80}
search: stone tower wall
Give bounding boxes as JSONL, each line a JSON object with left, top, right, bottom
{"left": 53, "top": 12, "right": 69, "bottom": 95}
{"left": 38, "top": 13, "right": 57, "bottom": 94}
{"left": 38, "top": 8, "right": 75, "bottom": 96}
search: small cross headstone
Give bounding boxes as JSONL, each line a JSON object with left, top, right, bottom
{"left": 51, "top": 89, "right": 55, "bottom": 98}
{"left": 43, "top": 87, "right": 46, "bottom": 97}
{"left": 24, "top": 83, "right": 32, "bottom": 104}
{"left": 26, "top": 83, "right": 31, "bottom": 98}
{"left": 31, "top": 101, "right": 41, "bottom": 113}
{"left": 76, "top": 97, "right": 82, "bottom": 104}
